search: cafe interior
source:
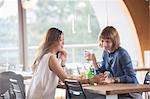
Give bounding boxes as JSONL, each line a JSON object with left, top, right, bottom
{"left": 0, "top": 0, "right": 150, "bottom": 99}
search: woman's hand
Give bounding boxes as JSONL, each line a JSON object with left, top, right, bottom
{"left": 91, "top": 73, "right": 115, "bottom": 84}
{"left": 102, "top": 77, "right": 115, "bottom": 84}
{"left": 59, "top": 49, "right": 67, "bottom": 62}
{"left": 91, "top": 73, "right": 105, "bottom": 84}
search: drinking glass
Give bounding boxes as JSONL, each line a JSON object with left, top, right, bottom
{"left": 84, "top": 49, "right": 93, "bottom": 63}
{"left": 80, "top": 71, "right": 87, "bottom": 79}
{"left": 76, "top": 63, "right": 87, "bottom": 79}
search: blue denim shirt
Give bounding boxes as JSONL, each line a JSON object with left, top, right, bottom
{"left": 95, "top": 47, "right": 138, "bottom": 84}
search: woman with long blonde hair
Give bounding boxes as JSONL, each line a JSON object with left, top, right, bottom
{"left": 26, "top": 27, "right": 103, "bottom": 99}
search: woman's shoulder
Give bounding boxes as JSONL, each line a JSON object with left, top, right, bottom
{"left": 118, "top": 47, "right": 126, "bottom": 52}
{"left": 40, "top": 53, "right": 56, "bottom": 63}
{"left": 117, "top": 47, "right": 129, "bottom": 56}
{"left": 43, "top": 52, "right": 55, "bottom": 58}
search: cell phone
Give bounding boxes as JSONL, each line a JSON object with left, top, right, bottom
{"left": 56, "top": 51, "right": 60, "bottom": 58}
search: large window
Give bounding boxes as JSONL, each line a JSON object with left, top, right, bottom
{"left": 26, "top": 0, "right": 101, "bottom": 66}
{"left": 0, "top": 0, "right": 142, "bottom": 71}
{"left": 0, "top": 0, "right": 19, "bottom": 71}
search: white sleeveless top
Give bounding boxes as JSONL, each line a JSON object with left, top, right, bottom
{"left": 27, "top": 53, "right": 59, "bottom": 99}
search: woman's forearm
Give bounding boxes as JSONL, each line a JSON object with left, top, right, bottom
{"left": 92, "top": 54, "right": 100, "bottom": 70}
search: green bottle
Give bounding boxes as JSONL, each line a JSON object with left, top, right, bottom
{"left": 87, "top": 67, "right": 94, "bottom": 79}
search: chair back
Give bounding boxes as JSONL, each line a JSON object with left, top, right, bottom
{"left": 0, "top": 71, "right": 25, "bottom": 99}
{"left": 144, "top": 71, "right": 150, "bottom": 84}
{"left": 9, "top": 77, "right": 25, "bottom": 99}
{"left": 64, "top": 79, "right": 86, "bottom": 99}
{"left": 0, "top": 73, "right": 10, "bottom": 98}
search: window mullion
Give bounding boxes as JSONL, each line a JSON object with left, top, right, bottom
{"left": 18, "top": 0, "right": 28, "bottom": 71}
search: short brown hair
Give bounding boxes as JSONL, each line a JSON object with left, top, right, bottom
{"left": 99, "top": 26, "right": 120, "bottom": 51}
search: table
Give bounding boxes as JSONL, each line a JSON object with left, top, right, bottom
{"left": 84, "top": 83, "right": 150, "bottom": 99}
{"left": 134, "top": 67, "right": 150, "bottom": 72}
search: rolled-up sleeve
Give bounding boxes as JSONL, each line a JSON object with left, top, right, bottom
{"left": 95, "top": 59, "right": 106, "bottom": 75}
{"left": 118, "top": 52, "right": 138, "bottom": 83}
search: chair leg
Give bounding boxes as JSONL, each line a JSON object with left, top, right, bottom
{"left": 145, "top": 92, "right": 150, "bottom": 99}
{"left": 65, "top": 91, "right": 67, "bottom": 99}
{"left": 66, "top": 91, "right": 70, "bottom": 99}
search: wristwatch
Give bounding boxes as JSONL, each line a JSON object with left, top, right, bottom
{"left": 114, "top": 77, "right": 120, "bottom": 83}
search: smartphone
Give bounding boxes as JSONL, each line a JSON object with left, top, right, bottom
{"left": 56, "top": 51, "right": 60, "bottom": 58}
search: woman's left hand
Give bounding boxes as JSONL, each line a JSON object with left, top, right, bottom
{"left": 91, "top": 73, "right": 105, "bottom": 84}
{"left": 102, "top": 77, "right": 115, "bottom": 84}
{"left": 59, "top": 49, "right": 67, "bottom": 62}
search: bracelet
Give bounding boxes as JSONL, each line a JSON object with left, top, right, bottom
{"left": 114, "top": 77, "right": 120, "bottom": 83}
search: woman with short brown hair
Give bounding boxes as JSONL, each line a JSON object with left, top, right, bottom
{"left": 89, "top": 26, "right": 142, "bottom": 99}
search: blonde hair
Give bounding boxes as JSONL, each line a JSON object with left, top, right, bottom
{"left": 99, "top": 26, "right": 120, "bottom": 51}
{"left": 32, "top": 27, "right": 63, "bottom": 72}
